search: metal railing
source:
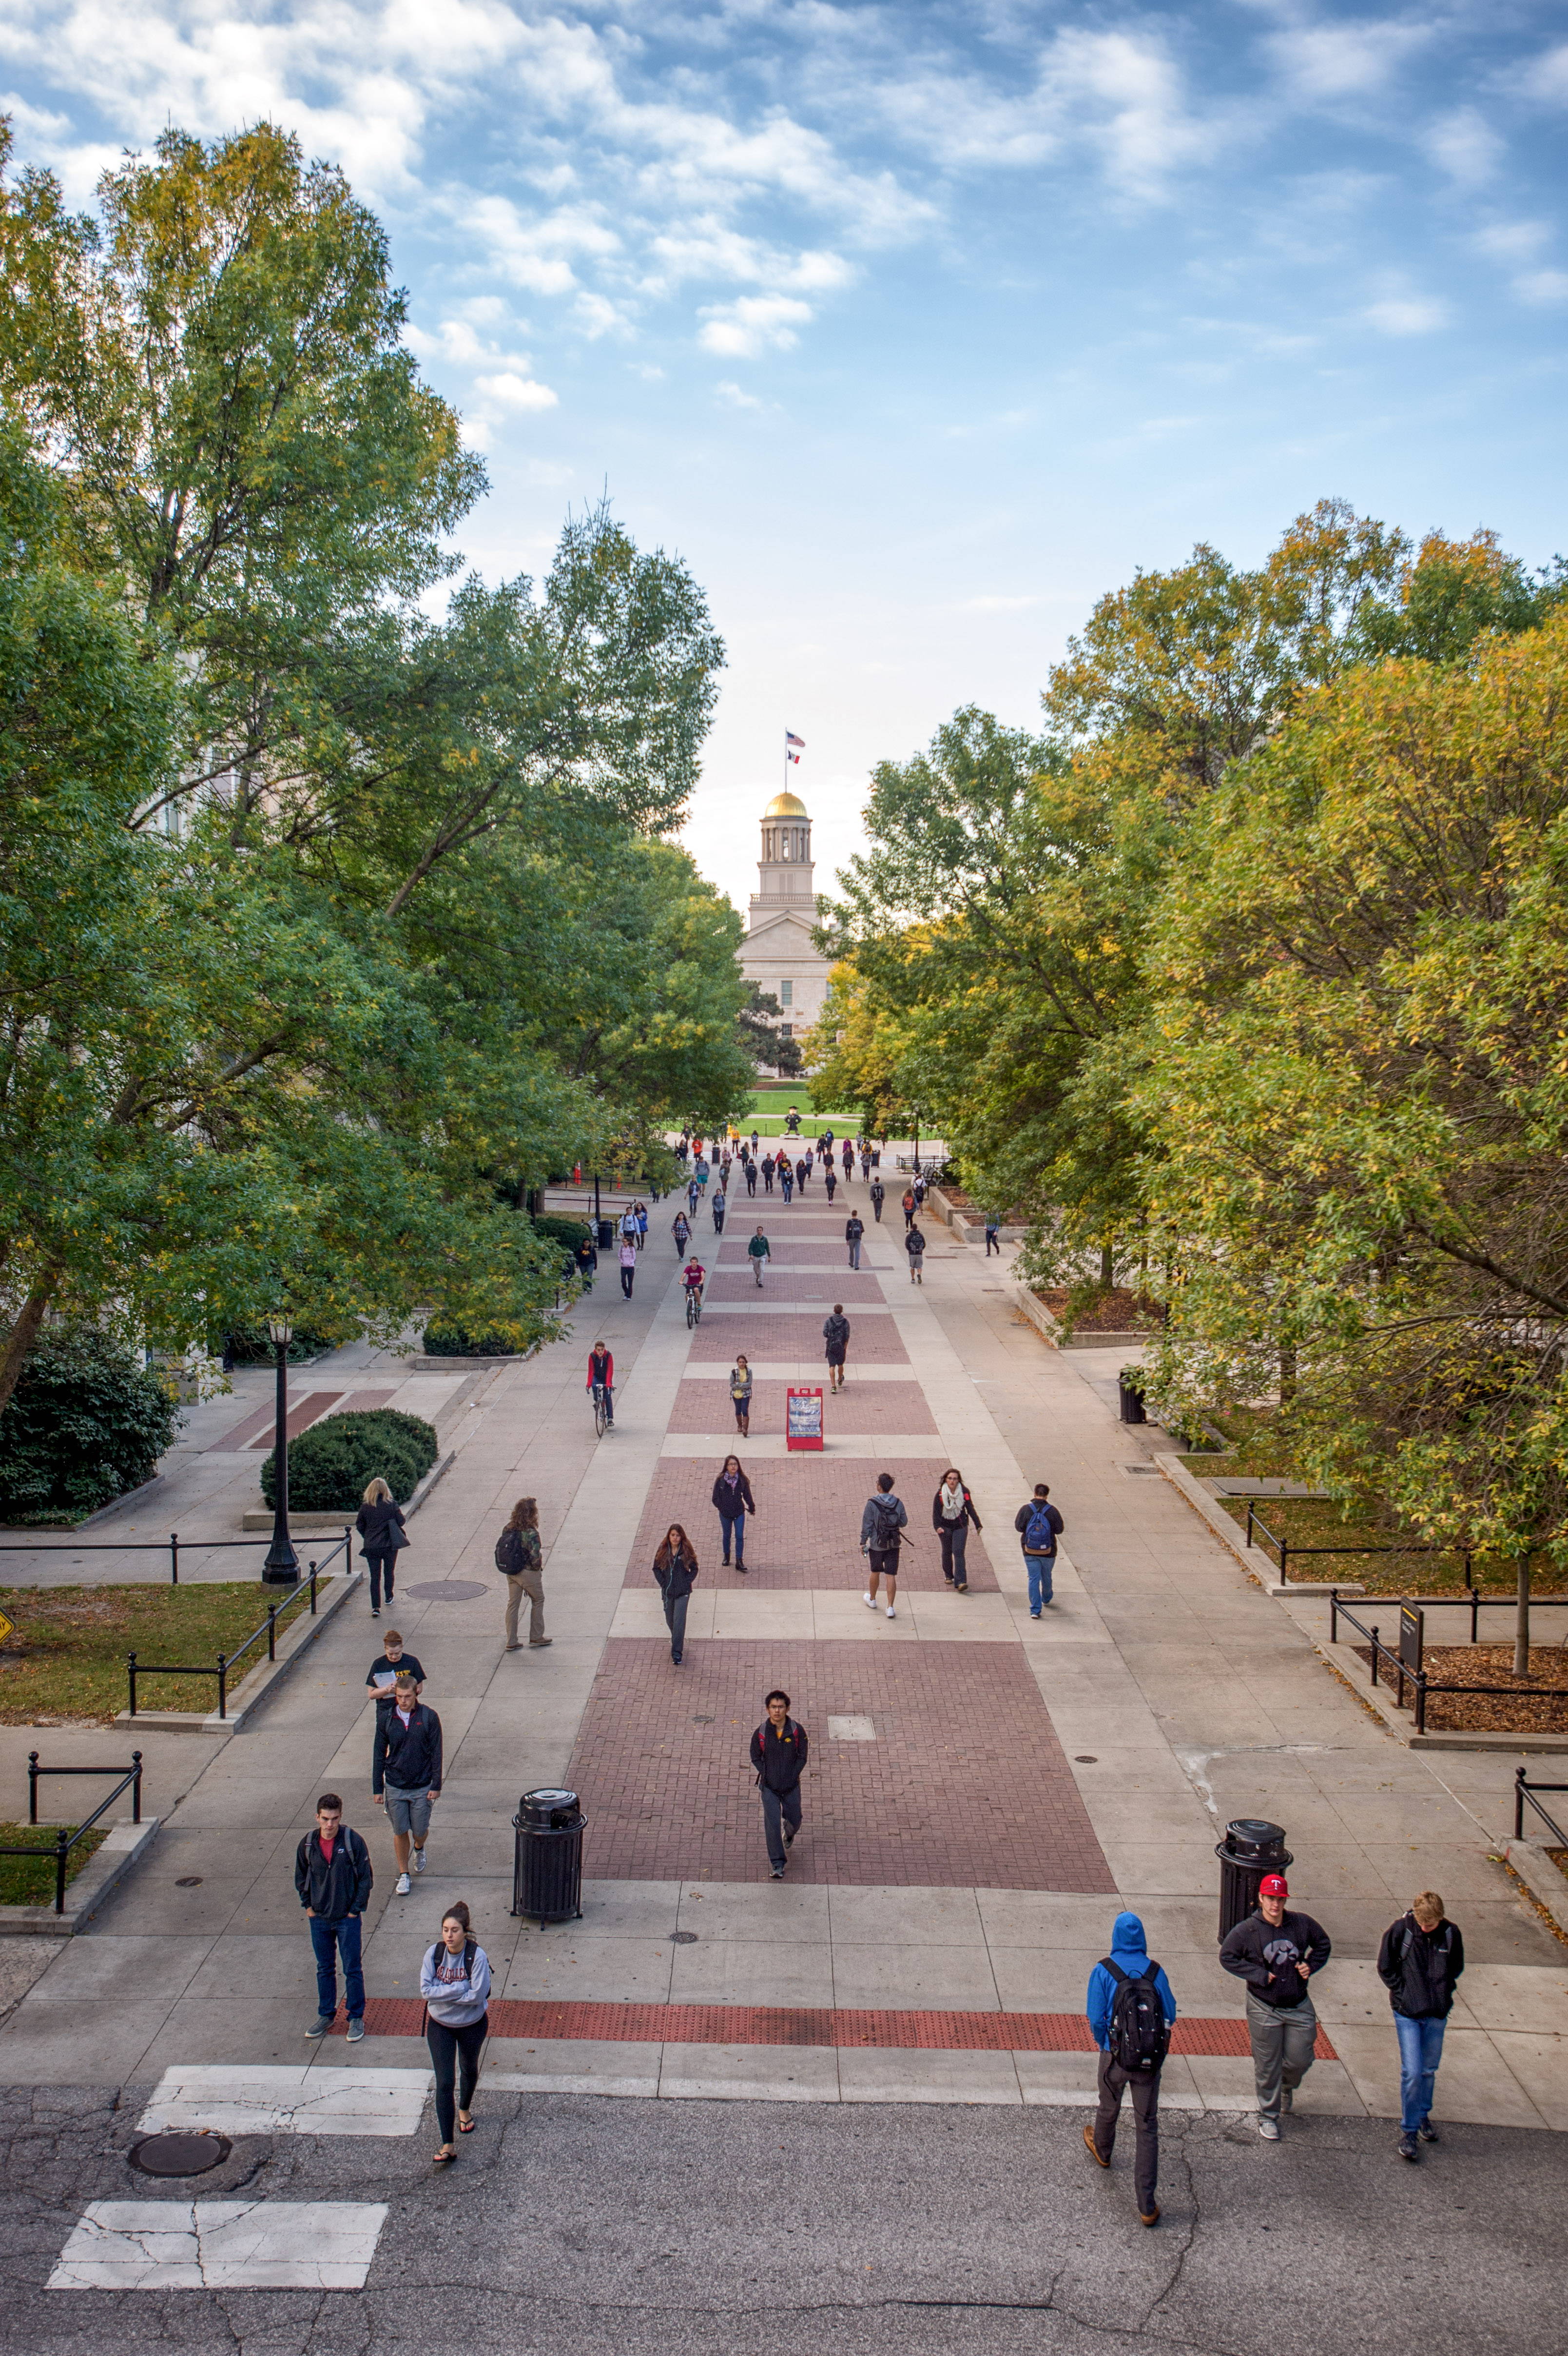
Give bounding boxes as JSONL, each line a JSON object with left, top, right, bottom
{"left": 126, "top": 1533, "right": 349, "bottom": 1720}
{"left": 1242, "top": 1506, "right": 1556, "bottom": 1619}
{"left": 1328, "top": 1591, "right": 1568, "bottom": 1734}
{"left": 0, "top": 1752, "right": 143, "bottom": 1914}
{"left": 1514, "top": 1768, "right": 1568, "bottom": 1849}
{"left": 0, "top": 1532, "right": 277, "bottom": 1585}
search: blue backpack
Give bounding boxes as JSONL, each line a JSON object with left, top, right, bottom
{"left": 1025, "top": 1500, "right": 1057, "bottom": 1553}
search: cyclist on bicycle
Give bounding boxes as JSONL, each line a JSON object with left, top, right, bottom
{"left": 683, "top": 1256, "right": 706, "bottom": 1320}
{"left": 586, "top": 1341, "right": 614, "bottom": 1430}
{"left": 672, "top": 1209, "right": 691, "bottom": 1255}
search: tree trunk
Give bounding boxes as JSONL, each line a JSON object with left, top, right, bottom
{"left": 1514, "top": 1558, "right": 1532, "bottom": 1679}
{"left": 0, "top": 1268, "right": 63, "bottom": 1420}
{"left": 1278, "top": 1339, "right": 1297, "bottom": 1406}
{"left": 1100, "top": 1239, "right": 1114, "bottom": 1290}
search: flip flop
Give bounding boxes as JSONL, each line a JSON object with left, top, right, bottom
{"left": 458, "top": 2117, "right": 476, "bottom": 2134}
{"left": 433, "top": 2146, "right": 457, "bottom": 2164}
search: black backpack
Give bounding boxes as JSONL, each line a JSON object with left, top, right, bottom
{"left": 494, "top": 1526, "right": 529, "bottom": 1577}
{"left": 1103, "top": 1958, "right": 1170, "bottom": 2075}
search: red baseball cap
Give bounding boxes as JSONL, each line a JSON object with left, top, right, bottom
{"left": 1258, "top": 1874, "right": 1289, "bottom": 1898}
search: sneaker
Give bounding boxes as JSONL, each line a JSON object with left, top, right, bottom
{"left": 305, "top": 2015, "right": 334, "bottom": 2039}
{"left": 529, "top": 1638, "right": 553, "bottom": 1647}
{"left": 863, "top": 1592, "right": 875, "bottom": 1608}
{"left": 1417, "top": 2121, "right": 1440, "bottom": 2143}
{"left": 886, "top": 1605, "right": 896, "bottom": 1618}
{"left": 771, "top": 1866, "right": 785, "bottom": 1880}
{"left": 784, "top": 1827, "right": 795, "bottom": 1848}
{"left": 1030, "top": 1610, "right": 1042, "bottom": 1620}
{"left": 1258, "top": 2116, "right": 1280, "bottom": 2141}
{"left": 412, "top": 1847, "right": 427, "bottom": 1874}
{"left": 1397, "top": 2132, "right": 1419, "bottom": 2162}
{"left": 371, "top": 1608, "right": 381, "bottom": 1619}
{"left": 396, "top": 1871, "right": 411, "bottom": 1895}
{"left": 346, "top": 2016, "right": 366, "bottom": 2043}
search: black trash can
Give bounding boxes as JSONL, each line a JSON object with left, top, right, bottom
{"left": 597, "top": 1217, "right": 614, "bottom": 1251}
{"left": 1215, "top": 1818, "right": 1292, "bottom": 1943}
{"left": 1118, "top": 1371, "right": 1147, "bottom": 1425}
{"left": 512, "top": 1788, "right": 585, "bottom": 1928}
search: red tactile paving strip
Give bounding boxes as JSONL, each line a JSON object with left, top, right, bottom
{"left": 667, "top": 1379, "right": 938, "bottom": 1437}
{"left": 689, "top": 1317, "right": 909, "bottom": 1364}
{"left": 626, "top": 1459, "right": 997, "bottom": 1590}
{"left": 335, "top": 1998, "right": 1336, "bottom": 2060}
{"left": 565, "top": 1639, "right": 1110, "bottom": 1887}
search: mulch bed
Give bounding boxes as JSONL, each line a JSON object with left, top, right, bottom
{"left": 1350, "top": 1643, "right": 1568, "bottom": 1733}
{"left": 1034, "top": 1287, "right": 1163, "bottom": 1334}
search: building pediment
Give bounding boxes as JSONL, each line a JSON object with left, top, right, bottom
{"left": 746, "top": 906, "right": 821, "bottom": 948}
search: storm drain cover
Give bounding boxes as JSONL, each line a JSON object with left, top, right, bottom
{"left": 130, "top": 2132, "right": 232, "bottom": 2177}
{"left": 404, "top": 1580, "right": 488, "bottom": 1601}
{"left": 671, "top": 1931, "right": 699, "bottom": 1945}
{"left": 175, "top": 1876, "right": 203, "bottom": 1887}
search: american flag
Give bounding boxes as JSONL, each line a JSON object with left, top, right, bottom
{"left": 785, "top": 730, "right": 804, "bottom": 747}
{"left": 786, "top": 728, "right": 804, "bottom": 765}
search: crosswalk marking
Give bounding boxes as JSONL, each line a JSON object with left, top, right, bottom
{"left": 48, "top": 2201, "right": 387, "bottom": 2290}
{"left": 139, "top": 2064, "right": 431, "bottom": 2139}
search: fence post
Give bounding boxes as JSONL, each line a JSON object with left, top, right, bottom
{"left": 171, "top": 1531, "right": 179, "bottom": 1586}
{"left": 1370, "top": 1626, "right": 1379, "bottom": 1690}
{"left": 127, "top": 1652, "right": 137, "bottom": 1718}
{"left": 27, "top": 1750, "right": 39, "bottom": 1825}
{"left": 267, "top": 1604, "right": 277, "bottom": 1662}
{"left": 1329, "top": 1590, "right": 1338, "bottom": 1644}
{"left": 1514, "top": 1765, "right": 1526, "bottom": 1839}
{"left": 1280, "top": 1536, "right": 1288, "bottom": 1586}
{"left": 132, "top": 1751, "right": 143, "bottom": 1825}
{"left": 217, "top": 1654, "right": 227, "bottom": 1721}
{"left": 1415, "top": 1670, "right": 1427, "bottom": 1735}
{"left": 309, "top": 1561, "right": 318, "bottom": 1614}
{"left": 1246, "top": 1502, "right": 1255, "bottom": 1550}
{"left": 55, "top": 1825, "right": 68, "bottom": 1916}
{"left": 1469, "top": 1572, "right": 1478, "bottom": 1645}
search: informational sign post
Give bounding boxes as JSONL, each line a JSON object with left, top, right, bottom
{"left": 786, "top": 1386, "right": 824, "bottom": 1451}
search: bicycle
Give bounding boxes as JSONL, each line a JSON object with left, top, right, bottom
{"left": 685, "top": 1285, "right": 703, "bottom": 1328}
{"left": 592, "top": 1383, "right": 611, "bottom": 1439}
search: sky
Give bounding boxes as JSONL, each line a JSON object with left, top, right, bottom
{"left": 2, "top": 0, "right": 1566, "bottom": 914}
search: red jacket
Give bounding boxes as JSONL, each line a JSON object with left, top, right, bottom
{"left": 587, "top": 1349, "right": 613, "bottom": 1390}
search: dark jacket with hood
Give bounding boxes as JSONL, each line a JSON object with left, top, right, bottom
{"left": 294, "top": 1824, "right": 373, "bottom": 1918}
{"left": 1377, "top": 1912, "right": 1464, "bottom": 2019}
{"left": 712, "top": 1468, "right": 756, "bottom": 1518}
{"left": 860, "top": 1491, "right": 908, "bottom": 1552}
{"left": 654, "top": 1539, "right": 699, "bottom": 1602}
{"left": 1086, "top": 1912, "right": 1178, "bottom": 2051}
{"left": 1220, "top": 1906, "right": 1331, "bottom": 2009}
{"left": 372, "top": 1700, "right": 443, "bottom": 1796}
{"left": 750, "top": 1715, "right": 809, "bottom": 1793}
{"left": 823, "top": 1312, "right": 851, "bottom": 1358}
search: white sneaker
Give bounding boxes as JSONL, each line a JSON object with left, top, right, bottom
{"left": 412, "top": 1848, "right": 427, "bottom": 1874}
{"left": 886, "top": 1605, "right": 896, "bottom": 1618}
{"left": 863, "top": 1592, "right": 875, "bottom": 1608}
{"left": 396, "top": 1871, "right": 411, "bottom": 1895}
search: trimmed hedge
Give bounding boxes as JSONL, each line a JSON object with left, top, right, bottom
{"left": 260, "top": 1407, "right": 437, "bottom": 1514}
{"left": 532, "top": 1214, "right": 591, "bottom": 1254}
{"left": 0, "top": 1327, "right": 181, "bottom": 1525}
{"left": 422, "top": 1325, "right": 523, "bottom": 1358}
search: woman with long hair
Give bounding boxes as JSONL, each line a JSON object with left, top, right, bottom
{"left": 498, "top": 1495, "right": 548, "bottom": 1649}
{"left": 421, "top": 1900, "right": 490, "bottom": 2164}
{"left": 355, "top": 1476, "right": 407, "bottom": 1619}
{"left": 652, "top": 1524, "right": 699, "bottom": 1666}
{"left": 729, "top": 1353, "right": 753, "bottom": 1437}
{"left": 712, "top": 1455, "right": 756, "bottom": 1571}
{"left": 931, "top": 1467, "right": 983, "bottom": 1592}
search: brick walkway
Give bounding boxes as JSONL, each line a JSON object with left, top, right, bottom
{"left": 690, "top": 1316, "right": 908, "bottom": 1363}
{"left": 667, "top": 1378, "right": 939, "bottom": 1437}
{"left": 627, "top": 1458, "right": 999, "bottom": 1591}
{"left": 565, "top": 1640, "right": 1114, "bottom": 1888}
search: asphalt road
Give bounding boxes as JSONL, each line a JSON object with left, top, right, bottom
{"left": 2, "top": 2084, "right": 1561, "bottom": 2355}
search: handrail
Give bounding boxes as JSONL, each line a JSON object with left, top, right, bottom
{"left": 1241, "top": 1505, "right": 1562, "bottom": 1629}
{"left": 0, "top": 1753, "right": 143, "bottom": 1913}
{"left": 1514, "top": 1768, "right": 1568, "bottom": 1849}
{"left": 1329, "top": 1591, "right": 1568, "bottom": 1733}
{"left": 127, "top": 1534, "right": 348, "bottom": 1719}
{"left": 0, "top": 1532, "right": 274, "bottom": 1584}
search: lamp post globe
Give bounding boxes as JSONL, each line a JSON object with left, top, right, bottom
{"left": 263, "top": 1311, "right": 300, "bottom": 1587}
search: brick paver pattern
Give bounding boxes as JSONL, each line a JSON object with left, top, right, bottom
{"left": 628, "top": 1457, "right": 999, "bottom": 1591}
{"left": 566, "top": 1639, "right": 1114, "bottom": 1888}
{"left": 667, "top": 1378, "right": 938, "bottom": 1438}
{"left": 689, "top": 1317, "right": 909, "bottom": 1364}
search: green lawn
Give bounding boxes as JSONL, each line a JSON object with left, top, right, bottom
{"left": 0, "top": 1824, "right": 108, "bottom": 1907}
{"left": 0, "top": 1578, "right": 332, "bottom": 1725}
{"left": 736, "top": 1090, "right": 863, "bottom": 1136}
{"left": 1216, "top": 1496, "right": 1523, "bottom": 1597}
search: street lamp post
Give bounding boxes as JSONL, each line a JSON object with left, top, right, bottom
{"left": 263, "top": 1312, "right": 300, "bottom": 1587}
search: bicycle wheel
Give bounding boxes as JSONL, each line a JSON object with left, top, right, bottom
{"left": 693, "top": 1293, "right": 702, "bottom": 1325}
{"left": 685, "top": 1291, "right": 695, "bottom": 1327}
{"left": 594, "top": 1389, "right": 608, "bottom": 1438}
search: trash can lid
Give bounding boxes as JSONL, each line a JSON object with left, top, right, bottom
{"left": 518, "top": 1786, "right": 581, "bottom": 1824}
{"left": 1222, "top": 1818, "right": 1289, "bottom": 1860}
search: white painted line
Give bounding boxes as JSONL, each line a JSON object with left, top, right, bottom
{"left": 48, "top": 2201, "right": 388, "bottom": 2290}
{"left": 139, "top": 2064, "right": 431, "bottom": 2139}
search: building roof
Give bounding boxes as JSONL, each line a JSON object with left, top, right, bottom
{"left": 763, "top": 790, "right": 808, "bottom": 818}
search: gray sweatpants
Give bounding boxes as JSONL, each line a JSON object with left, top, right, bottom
{"left": 1246, "top": 1991, "right": 1317, "bottom": 2120}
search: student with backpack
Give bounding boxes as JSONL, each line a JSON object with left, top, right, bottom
{"left": 869, "top": 1176, "right": 885, "bottom": 1222}
{"left": 495, "top": 1496, "right": 549, "bottom": 1650}
{"left": 422, "top": 1900, "right": 491, "bottom": 2165}
{"left": 750, "top": 1688, "right": 809, "bottom": 1879}
{"left": 905, "top": 1223, "right": 926, "bottom": 1284}
{"left": 296, "top": 1791, "right": 373, "bottom": 2042}
{"left": 1084, "top": 1911, "right": 1177, "bottom": 2227}
{"left": 860, "top": 1472, "right": 908, "bottom": 1618}
{"left": 586, "top": 1341, "right": 614, "bottom": 1429}
{"left": 823, "top": 1305, "right": 851, "bottom": 1391}
{"left": 1014, "top": 1482, "right": 1065, "bottom": 1615}
{"left": 844, "top": 1211, "right": 864, "bottom": 1269}
{"left": 1378, "top": 1890, "right": 1463, "bottom": 2161}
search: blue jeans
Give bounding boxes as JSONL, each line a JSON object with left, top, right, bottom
{"left": 310, "top": 1913, "right": 364, "bottom": 2021}
{"left": 1025, "top": 1551, "right": 1055, "bottom": 1610}
{"left": 720, "top": 1511, "right": 746, "bottom": 1566}
{"left": 1395, "top": 2014, "right": 1446, "bottom": 2132}
{"left": 662, "top": 1588, "right": 689, "bottom": 1663}
{"left": 848, "top": 1242, "right": 861, "bottom": 1267}
{"left": 761, "top": 1783, "right": 801, "bottom": 1869}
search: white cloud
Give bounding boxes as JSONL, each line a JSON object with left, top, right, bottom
{"left": 474, "top": 370, "right": 558, "bottom": 410}
{"left": 715, "top": 379, "right": 765, "bottom": 409}
{"left": 1361, "top": 293, "right": 1449, "bottom": 335}
{"left": 1423, "top": 107, "right": 1502, "bottom": 186}
{"left": 1473, "top": 220, "right": 1551, "bottom": 265}
{"left": 698, "top": 293, "right": 813, "bottom": 356}
{"left": 1265, "top": 19, "right": 1432, "bottom": 102}
{"left": 1514, "top": 269, "right": 1568, "bottom": 307}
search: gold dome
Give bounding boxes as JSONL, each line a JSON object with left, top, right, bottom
{"left": 764, "top": 791, "right": 808, "bottom": 818}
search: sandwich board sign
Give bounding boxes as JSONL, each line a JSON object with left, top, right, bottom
{"left": 786, "top": 1387, "right": 824, "bottom": 1452}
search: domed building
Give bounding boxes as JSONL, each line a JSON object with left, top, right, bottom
{"left": 738, "top": 786, "right": 832, "bottom": 1056}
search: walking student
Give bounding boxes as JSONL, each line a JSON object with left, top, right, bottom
{"left": 423, "top": 1900, "right": 491, "bottom": 2165}
{"left": 781, "top": 1161, "right": 794, "bottom": 1203}
{"left": 845, "top": 1210, "right": 864, "bottom": 1269}
{"left": 861, "top": 1471, "right": 908, "bottom": 1618}
{"left": 653, "top": 1523, "right": 699, "bottom": 1666}
{"left": 1015, "top": 1482, "right": 1064, "bottom": 1616}
{"left": 985, "top": 1213, "right": 1001, "bottom": 1256}
{"left": 672, "top": 1207, "right": 691, "bottom": 1256}
{"left": 586, "top": 1339, "right": 614, "bottom": 1429}
{"left": 823, "top": 1163, "right": 837, "bottom": 1204}
{"left": 495, "top": 1495, "right": 550, "bottom": 1651}
{"left": 1084, "top": 1911, "right": 1177, "bottom": 2227}
{"left": 296, "top": 1792, "right": 372, "bottom": 2042}
{"left": 356, "top": 1476, "right": 407, "bottom": 1620}
{"left": 870, "top": 1175, "right": 885, "bottom": 1222}
{"left": 905, "top": 1221, "right": 926, "bottom": 1284}
{"left": 745, "top": 1156, "right": 757, "bottom": 1198}
{"left": 932, "top": 1468, "right": 982, "bottom": 1590}
{"left": 372, "top": 1671, "right": 443, "bottom": 1894}
{"left": 748, "top": 1223, "right": 771, "bottom": 1287}
{"left": 712, "top": 1184, "right": 727, "bottom": 1233}
{"left": 713, "top": 1454, "right": 756, "bottom": 1570}
{"left": 902, "top": 1186, "right": 916, "bottom": 1229}
{"left": 366, "top": 1629, "right": 425, "bottom": 1704}
{"left": 729, "top": 1355, "right": 754, "bottom": 1436}
{"left": 619, "top": 1234, "right": 638, "bottom": 1298}
{"left": 1220, "top": 1873, "right": 1332, "bottom": 2139}
{"left": 1378, "top": 1890, "right": 1464, "bottom": 2161}
{"left": 823, "top": 1305, "right": 851, "bottom": 1392}
{"left": 751, "top": 1688, "right": 809, "bottom": 1879}
{"left": 762, "top": 1151, "right": 775, "bottom": 1195}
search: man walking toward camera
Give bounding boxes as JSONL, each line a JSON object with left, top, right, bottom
{"left": 748, "top": 1223, "right": 771, "bottom": 1287}
{"left": 1084, "top": 1910, "right": 1177, "bottom": 2227}
{"left": 1220, "top": 1872, "right": 1332, "bottom": 2138}
{"left": 1379, "top": 1890, "right": 1464, "bottom": 2162}
{"left": 295, "top": 1792, "right": 372, "bottom": 2042}
{"left": 845, "top": 1210, "right": 864, "bottom": 1270}
{"left": 750, "top": 1688, "right": 809, "bottom": 1879}
{"left": 372, "top": 1672, "right": 443, "bottom": 1895}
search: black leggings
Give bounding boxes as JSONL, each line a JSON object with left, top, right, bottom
{"left": 367, "top": 1552, "right": 396, "bottom": 1610}
{"left": 427, "top": 2016, "right": 487, "bottom": 2143}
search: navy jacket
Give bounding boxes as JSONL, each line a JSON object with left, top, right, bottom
{"left": 294, "top": 1824, "right": 373, "bottom": 1918}
{"left": 372, "top": 1700, "right": 443, "bottom": 1795}
{"left": 751, "top": 1716, "right": 809, "bottom": 1793}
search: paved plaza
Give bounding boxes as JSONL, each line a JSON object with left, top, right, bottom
{"left": 0, "top": 1175, "right": 1565, "bottom": 2343}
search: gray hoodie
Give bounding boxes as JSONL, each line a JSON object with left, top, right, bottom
{"left": 860, "top": 1491, "right": 908, "bottom": 1551}
{"left": 420, "top": 1938, "right": 492, "bottom": 2027}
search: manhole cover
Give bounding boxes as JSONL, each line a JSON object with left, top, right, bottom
{"left": 691, "top": 1715, "right": 715, "bottom": 1724}
{"left": 130, "top": 2132, "right": 232, "bottom": 2177}
{"left": 404, "top": 1580, "right": 489, "bottom": 1601}
{"left": 1075, "top": 1755, "right": 1098, "bottom": 1764}
{"left": 671, "top": 1930, "right": 698, "bottom": 1944}
{"left": 175, "top": 1876, "right": 203, "bottom": 1887}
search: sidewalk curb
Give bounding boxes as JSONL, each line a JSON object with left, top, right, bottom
{"left": 1314, "top": 1636, "right": 1568, "bottom": 1753}
{"left": 1156, "top": 1453, "right": 1367, "bottom": 1597}
{"left": 114, "top": 1566, "right": 363, "bottom": 1737}
{"left": 1499, "top": 1837, "right": 1568, "bottom": 1936}
{"left": 0, "top": 1815, "right": 161, "bottom": 1938}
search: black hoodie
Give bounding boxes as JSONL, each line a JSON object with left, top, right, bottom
{"left": 1378, "top": 1912, "right": 1464, "bottom": 2019}
{"left": 1219, "top": 1906, "right": 1331, "bottom": 2010}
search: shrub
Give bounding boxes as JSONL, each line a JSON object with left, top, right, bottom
{"left": 0, "top": 1327, "right": 182, "bottom": 1524}
{"left": 422, "top": 1324, "right": 524, "bottom": 1358}
{"left": 260, "top": 1408, "right": 437, "bottom": 1513}
{"left": 532, "top": 1215, "right": 591, "bottom": 1255}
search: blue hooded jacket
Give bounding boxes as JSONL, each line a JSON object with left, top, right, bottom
{"left": 1086, "top": 1912, "right": 1178, "bottom": 2052}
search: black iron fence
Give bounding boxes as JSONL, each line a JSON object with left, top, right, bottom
{"left": 126, "top": 1533, "right": 349, "bottom": 1721}
{"left": 0, "top": 1752, "right": 143, "bottom": 1914}
{"left": 1240, "top": 1501, "right": 1538, "bottom": 1598}
{"left": 0, "top": 1532, "right": 277, "bottom": 1585}
{"left": 1329, "top": 1591, "right": 1568, "bottom": 1734}
{"left": 1514, "top": 1768, "right": 1568, "bottom": 1848}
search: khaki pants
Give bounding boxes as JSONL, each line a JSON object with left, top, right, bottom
{"left": 505, "top": 1569, "right": 545, "bottom": 1646}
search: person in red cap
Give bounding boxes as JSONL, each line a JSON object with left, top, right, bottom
{"left": 1219, "top": 1872, "right": 1332, "bottom": 2139}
